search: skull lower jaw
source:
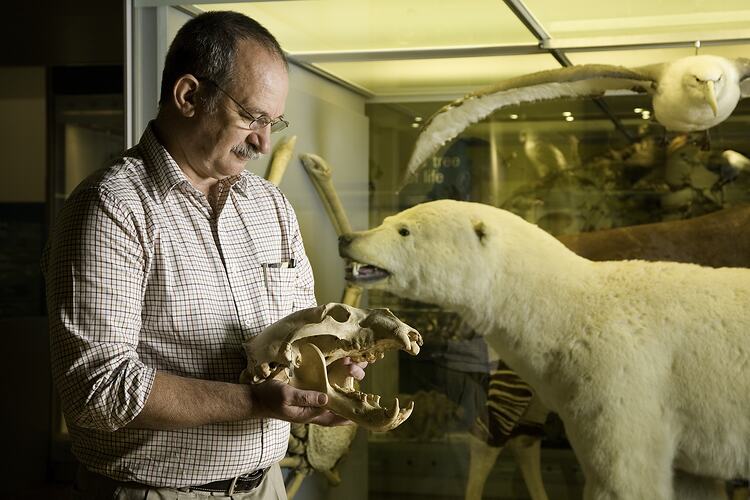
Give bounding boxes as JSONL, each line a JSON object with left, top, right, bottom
{"left": 292, "top": 343, "right": 414, "bottom": 432}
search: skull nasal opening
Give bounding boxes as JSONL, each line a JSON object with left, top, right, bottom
{"left": 328, "top": 304, "right": 351, "bottom": 322}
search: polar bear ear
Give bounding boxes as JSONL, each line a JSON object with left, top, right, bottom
{"left": 472, "top": 219, "right": 488, "bottom": 245}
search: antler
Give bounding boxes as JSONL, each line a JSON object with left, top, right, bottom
{"left": 299, "top": 153, "right": 363, "bottom": 307}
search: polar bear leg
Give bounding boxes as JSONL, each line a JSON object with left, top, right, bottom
{"left": 673, "top": 470, "right": 727, "bottom": 500}
{"left": 569, "top": 414, "right": 676, "bottom": 500}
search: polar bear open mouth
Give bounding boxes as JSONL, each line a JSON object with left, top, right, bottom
{"left": 345, "top": 260, "right": 391, "bottom": 283}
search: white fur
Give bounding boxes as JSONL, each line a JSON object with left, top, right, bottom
{"left": 342, "top": 199, "right": 750, "bottom": 500}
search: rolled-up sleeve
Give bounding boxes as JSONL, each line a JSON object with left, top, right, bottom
{"left": 43, "top": 185, "right": 155, "bottom": 431}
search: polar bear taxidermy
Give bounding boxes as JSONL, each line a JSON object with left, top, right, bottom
{"left": 338, "top": 199, "right": 750, "bottom": 500}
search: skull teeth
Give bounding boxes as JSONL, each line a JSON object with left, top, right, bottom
{"left": 396, "top": 330, "right": 422, "bottom": 355}
{"left": 344, "top": 376, "right": 355, "bottom": 391}
{"left": 387, "top": 398, "right": 400, "bottom": 420}
{"left": 379, "top": 399, "right": 416, "bottom": 431}
{"left": 332, "top": 383, "right": 385, "bottom": 409}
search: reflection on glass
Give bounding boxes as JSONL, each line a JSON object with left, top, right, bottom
{"left": 365, "top": 94, "right": 750, "bottom": 498}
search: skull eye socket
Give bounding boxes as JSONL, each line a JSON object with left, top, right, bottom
{"left": 327, "top": 304, "right": 351, "bottom": 322}
{"left": 398, "top": 227, "right": 410, "bottom": 237}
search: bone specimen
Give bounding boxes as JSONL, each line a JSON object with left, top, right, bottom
{"left": 281, "top": 422, "right": 358, "bottom": 497}
{"left": 242, "top": 302, "right": 423, "bottom": 432}
{"left": 299, "top": 152, "right": 364, "bottom": 307}
{"left": 263, "top": 135, "right": 297, "bottom": 186}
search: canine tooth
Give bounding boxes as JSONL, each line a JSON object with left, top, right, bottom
{"left": 397, "top": 331, "right": 411, "bottom": 351}
{"left": 410, "top": 341, "right": 421, "bottom": 355}
{"left": 352, "top": 262, "right": 361, "bottom": 277}
{"left": 387, "top": 398, "right": 400, "bottom": 420}
{"left": 344, "top": 376, "right": 355, "bottom": 391}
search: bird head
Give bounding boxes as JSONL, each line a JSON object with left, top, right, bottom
{"left": 682, "top": 59, "right": 729, "bottom": 117}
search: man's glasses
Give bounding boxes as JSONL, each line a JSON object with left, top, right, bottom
{"left": 198, "top": 78, "right": 289, "bottom": 133}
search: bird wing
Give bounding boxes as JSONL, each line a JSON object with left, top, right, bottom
{"left": 737, "top": 57, "right": 750, "bottom": 98}
{"left": 404, "top": 64, "right": 659, "bottom": 186}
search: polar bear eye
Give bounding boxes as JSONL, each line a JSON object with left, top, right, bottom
{"left": 398, "top": 227, "right": 410, "bottom": 237}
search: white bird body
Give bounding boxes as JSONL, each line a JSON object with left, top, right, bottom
{"left": 405, "top": 55, "right": 750, "bottom": 185}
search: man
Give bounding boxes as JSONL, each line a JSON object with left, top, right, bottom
{"left": 43, "top": 11, "right": 364, "bottom": 499}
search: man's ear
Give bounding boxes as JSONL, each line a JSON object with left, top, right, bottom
{"left": 172, "top": 74, "right": 200, "bottom": 117}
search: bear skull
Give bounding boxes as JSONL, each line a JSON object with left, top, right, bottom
{"left": 242, "top": 302, "right": 423, "bottom": 431}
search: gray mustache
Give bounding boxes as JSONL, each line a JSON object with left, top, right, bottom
{"left": 232, "top": 143, "right": 262, "bottom": 161}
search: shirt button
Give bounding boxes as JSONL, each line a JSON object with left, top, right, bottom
{"left": 244, "top": 319, "right": 252, "bottom": 328}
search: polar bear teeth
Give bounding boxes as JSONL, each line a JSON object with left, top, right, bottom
{"left": 346, "top": 260, "right": 390, "bottom": 282}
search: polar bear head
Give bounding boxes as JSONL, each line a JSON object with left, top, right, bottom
{"left": 339, "top": 199, "right": 562, "bottom": 311}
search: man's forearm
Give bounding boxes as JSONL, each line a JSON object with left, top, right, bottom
{"left": 127, "top": 371, "right": 254, "bottom": 429}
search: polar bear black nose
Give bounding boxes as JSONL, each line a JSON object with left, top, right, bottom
{"left": 338, "top": 233, "right": 354, "bottom": 251}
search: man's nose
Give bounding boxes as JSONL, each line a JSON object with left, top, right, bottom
{"left": 252, "top": 126, "right": 272, "bottom": 155}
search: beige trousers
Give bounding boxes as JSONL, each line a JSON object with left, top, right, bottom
{"left": 72, "top": 463, "right": 287, "bottom": 500}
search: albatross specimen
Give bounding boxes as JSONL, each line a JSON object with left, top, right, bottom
{"left": 405, "top": 55, "right": 750, "bottom": 185}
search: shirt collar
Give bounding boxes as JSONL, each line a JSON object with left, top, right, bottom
{"left": 139, "top": 122, "right": 252, "bottom": 200}
{"left": 140, "top": 122, "right": 193, "bottom": 200}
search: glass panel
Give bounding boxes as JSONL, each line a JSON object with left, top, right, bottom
{"left": 316, "top": 54, "right": 561, "bottom": 96}
{"left": 526, "top": 0, "right": 750, "bottom": 39}
{"left": 195, "top": 0, "right": 536, "bottom": 52}
{"left": 140, "top": 3, "right": 750, "bottom": 498}
{"left": 366, "top": 91, "right": 750, "bottom": 497}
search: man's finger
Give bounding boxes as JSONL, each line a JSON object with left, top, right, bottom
{"left": 348, "top": 361, "right": 367, "bottom": 381}
{"left": 290, "top": 388, "right": 328, "bottom": 408}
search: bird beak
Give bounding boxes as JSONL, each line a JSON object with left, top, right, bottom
{"left": 704, "top": 80, "right": 718, "bottom": 117}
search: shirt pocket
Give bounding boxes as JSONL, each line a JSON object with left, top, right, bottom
{"left": 262, "top": 265, "right": 297, "bottom": 323}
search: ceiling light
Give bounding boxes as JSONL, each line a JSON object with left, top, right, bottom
{"left": 565, "top": 116, "right": 575, "bottom": 122}
{"left": 411, "top": 123, "right": 420, "bottom": 128}
{"left": 509, "top": 114, "right": 519, "bottom": 120}
{"left": 562, "top": 111, "right": 572, "bottom": 117}
{"left": 634, "top": 107, "right": 643, "bottom": 113}
{"left": 414, "top": 116, "right": 423, "bottom": 122}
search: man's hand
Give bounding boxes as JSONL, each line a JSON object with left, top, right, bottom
{"left": 250, "top": 357, "right": 368, "bottom": 426}
{"left": 327, "top": 356, "right": 368, "bottom": 382}
{"left": 250, "top": 379, "right": 348, "bottom": 426}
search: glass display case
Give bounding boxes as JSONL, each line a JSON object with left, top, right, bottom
{"left": 362, "top": 92, "right": 750, "bottom": 499}
{"left": 129, "top": 2, "right": 750, "bottom": 499}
